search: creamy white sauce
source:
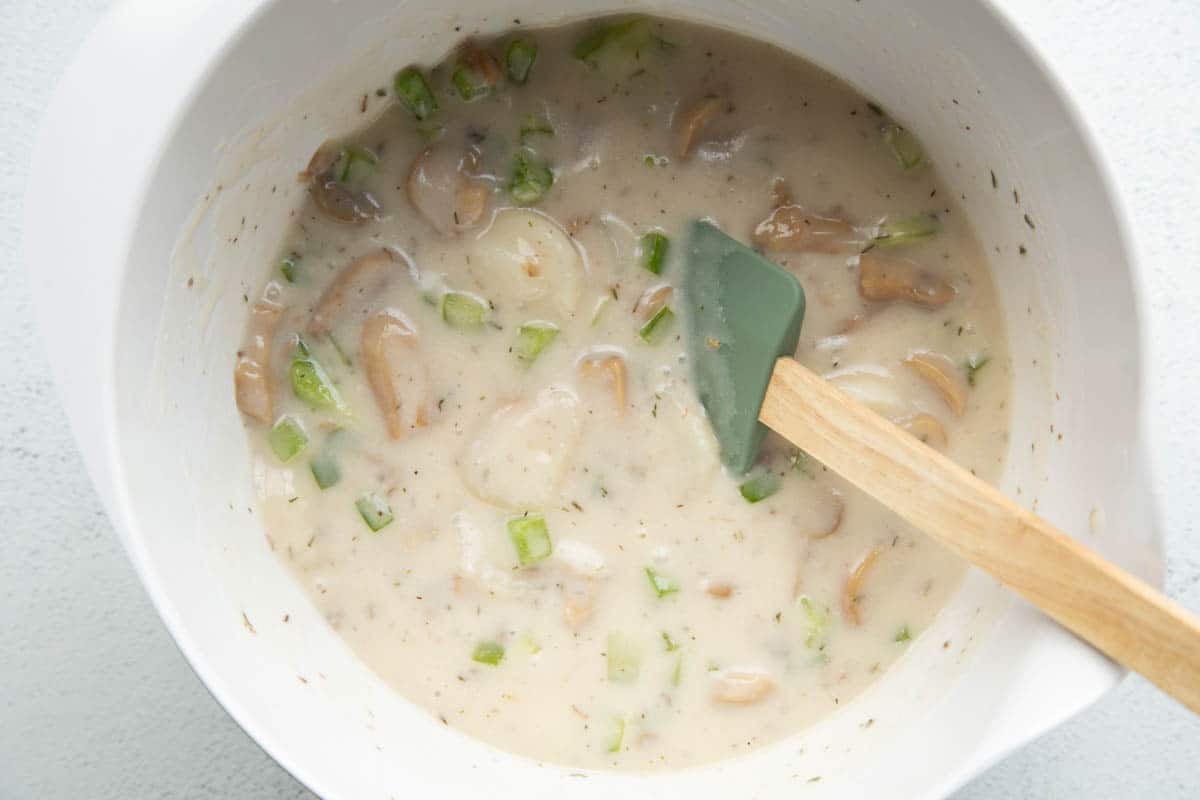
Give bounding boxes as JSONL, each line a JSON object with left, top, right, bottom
{"left": 237, "top": 16, "right": 1011, "bottom": 771}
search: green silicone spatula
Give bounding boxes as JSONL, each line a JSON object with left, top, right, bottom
{"left": 683, "top": 219, "right": 1200, "bottom": 714}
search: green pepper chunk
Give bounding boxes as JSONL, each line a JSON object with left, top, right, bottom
{"left": 289, "top": 341, "right": 345, "bottom": 413}
{"left": 451, "top": 64, "right": 491, "bottom": 101}
{"left": 309, "top": 449, "right": 341, "bottom": 490}
{"left": 267, "top": 416, "right": 307, "bottom": 463}
{"left": 508, "top": 513, "right": 553, "bottom": 565}
{"left": 518, "top": 113, "right": 554, "bottom": 145}
{"left": 355, "top": 491, "right": 393, "bottom": 532}
{"left": 606, "top": 632, "right": 641, "bottom": 684}
{"left": 441, "top": 291, "right": 488, "bottom": 329}
{"left": 882, "top": 123, "right": 925, "bottom": 170}
{"left": 336, "top": 144, "right": 379, "bottom": 188}
{"left": 965, "top": 354, "right": 991, "bottom": 387}
{"left": 644, "top": 566, "right": 679, "bottom": 598}
{"left": 515, "top": 321, "right": 559, "bottom": 364}
{"left": 279, "top": 255, "right": 298, "bottom": 283}
{"left": 874, "top": 213, "right": 939, "bottom": 248}
{"left": 573, "top": 18, "right": 644, "bottom": 64}
{"left": 505, "top": 38, "right": 538, "bottom": 84}
{"left": 739, "top": 471, "right": 780, "bottom": 503}
{"left": 798, "top": 595, "right": 831, "bottom": 650}
{"left": 509, "top": 150, "right": 554, "bottom": 205}
{"left": 393, "top": 66, "right": 437, "bottom": 121}
{"left": 607, "top": 716, "right": 626, "bottom": 752}
{"left": 472, "top": 640, "right": 505, "bottom": 665}
{"left": 638, "top": 306, "right": 675, "bottom": 343}
{"left": 640, "top": 231, "right": 669, "bottom": 274}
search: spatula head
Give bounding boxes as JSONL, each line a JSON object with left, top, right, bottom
{"left": 683, "top": 220, "right": 806, "bottom": 475}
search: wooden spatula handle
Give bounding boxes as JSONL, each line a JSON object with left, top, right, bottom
{"left": 761, "top": 357, "right": 1200, "bottom": 713}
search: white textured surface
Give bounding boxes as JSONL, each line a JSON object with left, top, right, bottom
{"left": 1, "top": 0, "right": 1196, "bottom": 797}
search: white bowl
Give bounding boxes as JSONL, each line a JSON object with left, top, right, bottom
{"left": 25, "top": 0, "right": 1162, "bottom": 797}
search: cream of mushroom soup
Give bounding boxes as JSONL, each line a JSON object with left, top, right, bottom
{"left": 235, "top": 15, "right": 1011, "bottom": 770}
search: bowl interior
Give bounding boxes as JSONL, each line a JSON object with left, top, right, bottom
{"left": 87, "top": 0, "right": 1156, "bottom": 796}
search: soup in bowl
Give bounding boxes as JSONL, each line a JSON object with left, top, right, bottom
{"left": 25, "top": 0, "right": 1160, "bottom": 796}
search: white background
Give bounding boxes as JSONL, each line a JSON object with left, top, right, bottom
{"left": 1, "top": 0, "right": 1197, "bottom": 797}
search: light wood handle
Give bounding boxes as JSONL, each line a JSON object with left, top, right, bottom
{"left": 760, "top": 357, "right": 1200, "bottom": 713}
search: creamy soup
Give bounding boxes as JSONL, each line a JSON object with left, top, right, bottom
{"left": 234, "top": 16, "right": 1011, "bottom": 771}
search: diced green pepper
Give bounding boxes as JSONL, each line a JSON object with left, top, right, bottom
{"left": 356, "top": 492, "right": 394, "bottom": 532}
{"left": 451, "top": 64, "right": 491, "bottom": 101}
{"left": 508, "top": 514, "right": 552, "bottom": 565}
{"left": 505, "top": 38, "right": 538, "bottom": 84}
{"left": 739, "top": 471, "right": 780, "bottom": 503}
{"left": 790, "top": 448, "right": 816, "bottom": 478}
{"left": 637, "top": 306, "right": 675, "bottom": 343}
{"left": 336, "top": 144, "right": 379, "bottom": 188}
{"left": 965, "top": 354, "right": 991, "bottom": 387}
{"left": 574, "top": 18, "right": 645, "bottom": 64}
{"left": 798, "top": 595, "right": 831, "bottom": 650}
{"left": 393, "top": 66, "right": 437, "bottom": 121}
{"left": 874, "top": 213, "right": 939, "bottom": 248}
{"left": 882, "top": 123, "right": 925, "bottom": 170}
{"left": 606, "top": 631, "right": 640, "bottom": 684}
{"left": 509, "top": 150, "right": 554, "bottom": 205}
{"left": 518, "top": 113, "right": 554, "bottom": 145}
{"left": 607, "top": 716, "right": 626, "bottom": 752}
{"left": 290, "top": 341, "right": 345, "bottom": 413}
{"left": 515, "top": 321, "right": 559, "bottom": 364}
{"left": 640, "top": 231, "right": 669, "bottom": 275}
{"left": 472, "top": 640, "right": 505, "bottom": 665}
{"left": 267, "top": 416, "right": 307, "bottom": 463}
{"left": 644, "top": 566, "right": 679, "bottom": 598}
{"left": 441, "top": 291, "right": 488, "bottom": 329}
{"left": 515, "top": 631, "right": 542, "bottom": 655}
{"left": 279, "top": 255, "right": 298, "bottom": 283}
{"left": 416, "top": 122, "right": 446, "bottom": 143}
{"left": 309, "top": 449, "right": 341, "bottom": 490}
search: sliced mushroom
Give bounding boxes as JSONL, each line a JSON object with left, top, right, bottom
{"left": 837, "top": 313, "right": 872, "bottom": 335}
{"left": 674, "top": 95, "right": 724, "bottom": 159}
{"left": 633, "top": 283, "right": 673, "bottom": 321}
{"left": 577, "top": 350, "right": 627, "bottom": 412}
{"left": 705, "top": 581, "right": 734, "bottom": 598}
{"left": 858, "top": 252, "right": 955, "bottom": 307}
{"left": 455, "top": 511, "right": 533, "bottom": 597}
{"left": 458, "top": 40, "right": 503, "bottom": 87}
{"left": 407, "top": 146, "right": 490, "bottom": 236}
{"left": 303, "top": 140, "right": 381, "bottom": 224}
{"left": 470, "top": 209, "right": 584, "bottom": 318}
{"left": 813, "top": 490, "right": 845, "bottom": 539}
{"left": 905, "top": 353, "right": 967, "bottom": 417}
{"left": 555, "top": 540, "right": 607, "bottom": 576}
{"left": 562, "top": 578, "right": 596, "bottom": 628}
{"left": 460, "top": 386, "right": 581, "bottom": 510}
{"left": 843, "top": 547, "right": 882, "bottom": 626}
{"left": 899, "top": 413, "right": 948, "bottom": 449}
{"left": 826, "top": 367, "right": 910, "bottom": 419}
{"left": 712, "top": 669, "right": 775, "bottom": 704}
{"left": 360, "top": 311, "right": 429, "bottom": 440}
{"left": 769, "top": 177, "right": 792, "bottom": 208}
{"left": 752, "top": 204, "right": 860, "bottom": 254}
{"left": 234, "top": 300, "right": 283, "bottom": 423}
{"left": 307, "top": 248, "right": 399, "bottom": 336}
